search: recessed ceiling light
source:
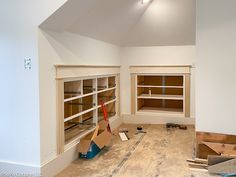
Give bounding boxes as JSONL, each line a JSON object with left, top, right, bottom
{"left": 141, "top": 0, "right": 150, "bottom": 4}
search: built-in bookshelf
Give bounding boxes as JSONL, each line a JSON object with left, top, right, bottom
{"left": 137, "top": 75, "right": 184, "bottom": 114}
{"left": 63, "top": 76, "right": 117, "bottom": 145}
{"left": 130, "top": 66, "right": 190, "bottom": 117}
{"left": 56, "top": 65, "right": 120, "bottom": 153}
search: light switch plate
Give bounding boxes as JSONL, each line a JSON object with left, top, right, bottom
{"left": 24, "top": 58, "right": 32, "bottom": 70}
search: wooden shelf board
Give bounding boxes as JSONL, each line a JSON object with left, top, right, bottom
{"left": 64, "top": 92, "right": 95, "bottom": 102}
{"left": 64, "top": 87, "right": 116, "bottom": 103}
{"left": 97, "top": 98, "right": 117, "bottom": 108}
{"left": 138, "top": 94, "right": 184, "bottom": 100}
{"left": 138, "top": 107, "right": 183, "bottom": 114}
{"left": 137, "top": 85, "right": 183, "bottom": 88}
{"left": 64, "top": 107, "right": 96, "bottom": 123}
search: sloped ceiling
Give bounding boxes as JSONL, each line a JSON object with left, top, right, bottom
{"left": 40, "top": 0, "right": 195, "bottom": 46}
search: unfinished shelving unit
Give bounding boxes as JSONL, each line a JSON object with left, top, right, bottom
{"left": 131, "top": 66, "right": 191, "bottom": 117}
{"left": 56, "top": 65, "right": 120, "bottom": 154}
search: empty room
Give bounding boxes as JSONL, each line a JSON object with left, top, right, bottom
{"left": 1, "top": 0, "right": 236, "bottom": 177}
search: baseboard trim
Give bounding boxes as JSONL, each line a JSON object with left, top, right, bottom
{"left": 122, "top": 114, "right": 195, "bottom": 125}
{"left": 41, "top": 145, "right": 77, "bottom": 177}
{"left": 0, "top": 160, "right": 40, "bottom": 176}
{"left": 41, "top": 116, "right": 122, "bottom": 177}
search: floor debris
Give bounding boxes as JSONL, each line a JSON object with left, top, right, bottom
{"left": 166, "top": 123, "right": 187, "bottom": 130}
{"left": 56, "top": 124, "right": 218, "bottom": 177}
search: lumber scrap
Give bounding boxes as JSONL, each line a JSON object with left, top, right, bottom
{"left": 197, "top": 132, "right": 236, "bottom": 144}
{"left": 196, "top": 132, "right": 236, "bottom": 159}
{"left": 203, "top": 142, "right": 236, "bottom": 156}
{"left": 208, "top": 155, "right": 235, "bottom": 166}
{"left": 188, "top": 162, "right": 208, "bottom": 168}
{"left": 189, "top": 168, "right": 208, "bottom": 172}
{"left": 187, "top": 158, "right": 208, "bottom": 164}
{"left": 208, "top": 158, "right": 236, "bottom": 174}
{"left": 198, "top": 143, "right": 219, "bottom": 159}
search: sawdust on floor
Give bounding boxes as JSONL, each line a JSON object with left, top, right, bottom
{"left": 56, "top": 124, "right": 220, "bottom": 177}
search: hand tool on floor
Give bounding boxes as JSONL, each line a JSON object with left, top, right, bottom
{"left": 166, "top": 123, "right": 187, "bottom": 130}
{"left": 119, "top": 128, "right": 129, "bottom": 141}
{"left": 135, "top": 126, "right": 147, "bottom": 134}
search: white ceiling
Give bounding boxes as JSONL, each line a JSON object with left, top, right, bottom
{"left": 40, "top": 0, "right": 195, "bottom": 46}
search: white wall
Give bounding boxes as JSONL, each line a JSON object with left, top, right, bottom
{"left": 123, "top": 0, "right": 195, "bottom": 46}
{"left": 38, "top": 30, "right": 121, "bottom": 165}
{"left": 196, "top": 0, "right": 236, "bottom": 135}
{"left": 0, "top": 0, "right": 67, "bottom": 168}
{"left": 120, "top": 46, "right": 196, "bottom": 117}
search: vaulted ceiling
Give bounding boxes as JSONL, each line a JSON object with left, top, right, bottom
{"left": 40, "top": 0, "right": 195, "bottom": 46}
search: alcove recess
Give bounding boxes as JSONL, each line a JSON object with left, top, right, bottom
{"left": 130, "top": 66, "right": 191, "bottom": 118}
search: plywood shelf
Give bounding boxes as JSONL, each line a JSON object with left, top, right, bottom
{"left": 137, "top": 85, "right": 183, "bottom": 88}
{"left": 138, "top": 107, "right": 183, "bottom": 114}
{"left": 138, "top": 94, "right": 184, "bottom": 100}
{"left": 97, "top": 87, "right": 116, "bottom": 94}
{"left": 64, "top": 91, "right": 96, "bottom": 102}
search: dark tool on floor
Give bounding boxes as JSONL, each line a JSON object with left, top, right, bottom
{"left": 135, "top": 126, "right": 147, "bottom": 134}
{"left": 166, "top": 123, "right": 187, "bottom": 130}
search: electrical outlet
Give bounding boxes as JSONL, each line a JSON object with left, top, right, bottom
{"left": 24, "top": 58, "right": 32, "bottom": 70}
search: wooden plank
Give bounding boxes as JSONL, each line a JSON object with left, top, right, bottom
{"left": 188, "top": 163, "right": 208, "bottom": 169}
{"left": 189, "top": 168, "right": 208, "bottom": 172}
{"left": 184, "top": 74, "right": 190, "bottom": 117}
{"left": 131, "top": 74, "right": 136, "bottom": 115}
{"left": 208, "top": 155, "right": 235, "bottom": 166}
{"left": 195, "top": 158, "right": 208, "bottom": 164}
{"left": 208, "top": 158, "right": 236, "bottom": 174}
{"left": 187, "top": 158, "right": 208, "bottom": 164}
{"left": 203, "top": 142, "right": 236, "bottom": 156}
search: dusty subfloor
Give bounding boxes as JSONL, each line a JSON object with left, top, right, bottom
{"left": 56, "top": 124, "right": 219, "bottom": 177}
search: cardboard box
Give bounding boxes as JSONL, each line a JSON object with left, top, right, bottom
{"left": 78, "top": 120, "right": 112, "bottom": 159}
